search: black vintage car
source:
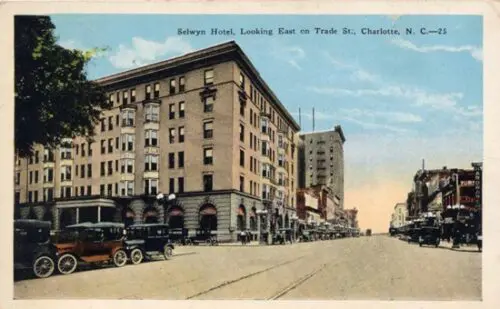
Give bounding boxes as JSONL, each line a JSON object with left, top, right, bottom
{"left": 272, "top": 228, "right": 293, "bottom": 245}
{"left": 125, "top": 223, "right": 175, "bottom": 264}
{"left": 418, "top": 226, "right": 441, "bottom": 247}
{"left": 14, "top": 219, "right": 57, "bottom": 278}
{"left": 189, "top": 229, "right": 218, "bottom": 246}
{"left": 169, "top": 228, "right": 190, "bottom": 245}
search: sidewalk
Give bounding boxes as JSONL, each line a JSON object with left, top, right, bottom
{"left": 438, "top": 240, "right": 481, "bottom": 253}
{"left": 217, "top": 241, "right": 262, "bottom": 247}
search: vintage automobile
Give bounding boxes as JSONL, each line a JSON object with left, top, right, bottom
{"left": 389, "top": 227, "right": 398, "bottom": 236}
{"left": 125, "top": 223, "right": 175, "bottom": 264}
{"left": 299, "top": 230, "right": 313, "bottom": 242}
{"left": 54, "top": 222, "right": 127, "bottom": 275}
{"left": 14, "top": 219, "right": 57, "bottom": 278}
{"left": 272, "top": 228, "right": 293, "bottom": 245}
{"left": 189, "top": 229, "right": 218, "bottom": 246}
{"left": 418, "top": 226, "right": 441, "bottom": 247}
{"left": 168, "top": 228, "right": 190, "bottom": 245}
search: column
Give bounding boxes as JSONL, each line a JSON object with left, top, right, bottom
{"left": 76, "top": 208, "right": 80, "bottom": 224}
{"left": 97, "top": 206, "right": 101, "bottom": 223}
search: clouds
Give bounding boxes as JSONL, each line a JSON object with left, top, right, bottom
{"left": 391, "top": 38, "right": 483, "bottom": 62}
{"left": 108, "top": 36, "right": 193, "bottom": 69}
{"left": 270, "top": 44, "right": 306, "bottom": 70}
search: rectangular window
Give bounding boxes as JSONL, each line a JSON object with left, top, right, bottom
{"left": 168, "top": 153, "right": 175, "bottom": 169}
{"left": 15, "top": 172, "right": 20, "bottom": 185}
{"left": 131, "top": 89, "right": 136, "bottom": 103}
{"left": 169, "top": 178, "right": 175, "bottom": 194}
{"left": 179, "top": 101, "right": 185, "bottom": 118}
{"left": 121, "top": 134, "right": 134, "bottom": 151}
{"left": 145, "top": 155, "right": 158, "bottom": 171}
{"left": 100, "top": 162, "right": 105, "bottom": 176}
{"left": 121, "top": 110, "right": 135, "bottom": 127}
{"left": 239, "top": 72, "right": 245, "bottom": 88}
{"left": 169, "top": 103, "right": 175, "bottom": 119}
{"left": 179, "top": 126, "right": 185, "bottom": 143}
{"left": 116, "top": 114, "right": 119, "bottom": 126}
{"left": 75, "top": 187, "right": 79, "bottom": 197}
{"left": 43, "top": 149, "right": 54, "bottom": 162}
{"left": 108, "top": 138, "right": 113, "bottom": 153}
{"left": 203, "top": 121, "right": 213, "bottom": 139}
{"left": 204, "top": 96, "right": 214, "bottom": 113}
{"left": 87, "top": 185, "right": 92, "bottom": 196}
{"left": 240, "top": 176, "right": 244, "bottom": 192}
{"left": 116, "top": 137, "right": 119, "bottom": 149}
{"left": 203, "top": 148, "right": 213, "bottom": 165}
{"left": 108, "top": 116, "right": 113, "bottom": 130}
{"left": 179, "top": 76, "right": 185, "bottom": 92}
{"left": 178, "top": 151, "right": 184, "bottom": 168}
{"left": 88, "top": 143, "right": 93, "bottom": 156}
{"left": 127, "top": 181, "right": 134, "bottom": 196}
{"left": 154, "top": 83, "right": 160, "bottom": 98}
{"left": 107, "top": 183, "right": 113, "bottom": 196}
{"left": 203, "top": 174, "right": 213, "bottom": 192}
{"left": 240, "top": 101, "right": 245, "bottom": 117}
{"left": 28, "top": 191, "right": 33, "bottom": 203}
{"left": 204, "top": 69, "right": 214, "bottom": 85}
{"left": 145, "top": 129, "right": 158, "bottom": 147}
{"left": 115, "top": 159, "right": 119, "bottom": 172}
{"left": 65, "top": 186, "right": 71, "bottom": 198}
{"left": 80, "top": 164, "right": 85, "bottom": 178}
{"left": 100, "top": 184, "right": 105, "bottom": 196}
{"left": 115, "top": 183, "right": 119, "bottom": 195}
{"left": 116, "top": 91, "right": 120, "bottom": 104}
{"left": 169, "top": 79, "right": 176, "bottom": 95}
{"left": 33, "top": 170, "right": 38, "bottom": 183}
{"left": 239, "top": 124, "right": 245, "bottom": 142}
{"left": 81, "top": 143, "right": 86, "bottom": 157}
{"left": 240, "top": 149, "right": 245, "bottom": 167}
{"left": 87, "top": 163, "right": 92, "bottom": 178}
{"left": 101, "top": 118, "right": 106, "bottom": 132}
{"left": 108, "top": 161, "right": 113, "bottom": 176}
{"left": 178, "top": 177, "right": 184, "bottom": 193}
{"left": 250, "top": 132, "right": 253, "bottom": 148}
{"left": 101, "top": 140, "right": 106, "bottom": 154}
{"left": 145, "top": 179, "right": 158, "bottom": 195}
{"left": 75, "top": 145, "right": 79, "bottom": 156}
{"left": 123, "top": 91, "right": 129, "bottom": 105}
{"left": 169, "top": 128, "right": 176, "bottom": 144}
{"left": 145, "top": 105, "right": 159, "bottom": 122}
{"left": 145, "top": 84, "right": 151, "bottom": 100}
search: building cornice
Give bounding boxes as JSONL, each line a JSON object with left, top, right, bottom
{"left": 93, "top": 41, "right": 300, "bottom": 132}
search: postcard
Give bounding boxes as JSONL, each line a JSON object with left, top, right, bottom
{"left": 0, "top": 1, "right": 498, "bottom": 309}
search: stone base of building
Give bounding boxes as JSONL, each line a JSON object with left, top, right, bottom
{"left": 14, "top": 190, "right": 297, "bottom": 243}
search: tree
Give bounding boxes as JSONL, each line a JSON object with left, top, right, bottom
{"left": 15, "top": 16, "right": 110, "bottom": 157}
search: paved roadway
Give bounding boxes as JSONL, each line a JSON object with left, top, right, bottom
{"left": 14, "top": 236, "right": 481, "bottom": 300}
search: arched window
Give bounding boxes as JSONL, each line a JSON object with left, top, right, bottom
{"left": 199, "top": 204, "right": 217, "bottom": 231}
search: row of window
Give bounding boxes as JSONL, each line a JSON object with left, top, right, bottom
{"left": 107, "top": 69, "right": 214, "bottom": 110}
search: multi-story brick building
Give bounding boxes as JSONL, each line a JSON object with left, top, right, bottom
{"left": 297, "top": 126, "right": 346, "bottom": 211}
{"left": 13, "top": 41, "right": 300, "bottom": 242}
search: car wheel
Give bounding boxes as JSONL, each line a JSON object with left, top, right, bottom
{"left": 113, "top": 249, "right": 127, "bottom": 267}
{"left": 163, "top": 245, "right": 173, "bottom": 260}
{"left": 33, "top": 255, "right": 55, "bottom": 278}
{"left": 57, "top": 253, "right": 78, "bottom": 275}
{"left": 130, "top": 248, "right": 143, "bottom": 265}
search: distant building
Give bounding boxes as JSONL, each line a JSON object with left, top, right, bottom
{"left": 391, "top": 203, "right": 407, "bottom": 228}
{"left": 297, "top": 126, "right": 346, "bottom": 211}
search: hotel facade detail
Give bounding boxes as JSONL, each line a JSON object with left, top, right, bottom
{"left": 14, "top": 41, "right": 300, "bottom": 242}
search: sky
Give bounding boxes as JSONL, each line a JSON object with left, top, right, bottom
{"left": 50, "top": 14, "right": 483, "bottom": 233}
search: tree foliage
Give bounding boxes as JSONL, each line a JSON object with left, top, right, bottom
{"left": 15, "top": 16, "right": 111, "bottom": 157}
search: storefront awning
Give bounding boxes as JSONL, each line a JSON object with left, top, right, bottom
{"left": 200, "top": 207, "right": 217, "bottom": 215}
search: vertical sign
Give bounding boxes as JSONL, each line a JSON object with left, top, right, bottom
{"left": 473, "top": 163, "right": 482, "bottom": 208}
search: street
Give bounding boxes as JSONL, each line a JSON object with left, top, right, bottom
{"left": 14, "top": 236, "right": 481, "bottom": 300}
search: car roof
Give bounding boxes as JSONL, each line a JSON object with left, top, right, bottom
{"left": 65, "top": 222, "right": 125, "bottom": 229}
{"left": 14, "top": 219, "right": 51, "bottom": 229}
{"left": 127, "top": 223, "right": 169, "bottom": 228}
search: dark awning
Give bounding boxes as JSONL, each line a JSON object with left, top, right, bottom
{"left": 169, "top": 209, "right": 184, "bottom": 216}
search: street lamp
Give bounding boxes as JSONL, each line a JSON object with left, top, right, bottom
{"left": 157, "top": 193, "right": 176, "bottom": 224}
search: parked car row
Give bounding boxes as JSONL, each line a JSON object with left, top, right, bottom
{"left": 14, "top": 219, "right": 175, "bottom": 279}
